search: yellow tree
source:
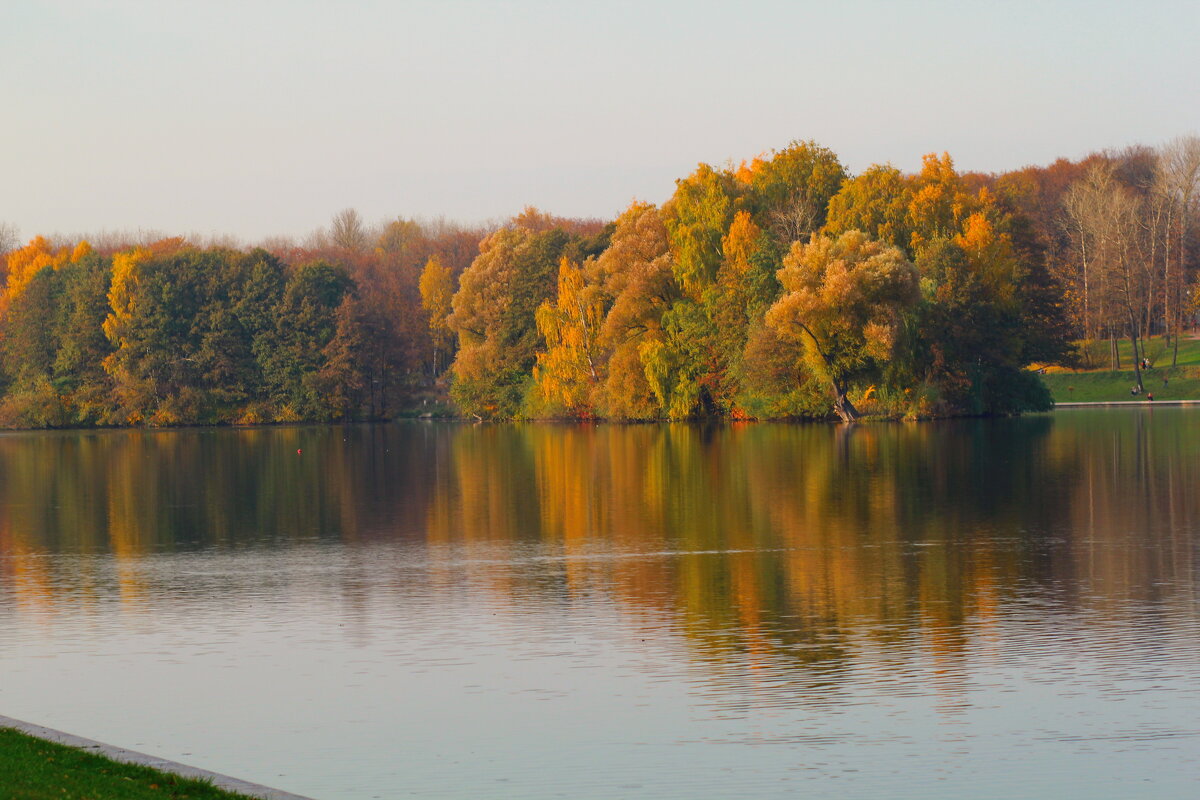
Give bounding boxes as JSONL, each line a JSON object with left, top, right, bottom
{"left": 766, "top": 231, "right": 919, "bottom": 422}
{"left": 533, "top": 257, "right": 606, "bottom": 415}
{"left": 739, "top": 140, "right": 846, "bottom": 244}
{"left": 2, "top": 237, "right": 92, "bottom": 308}
{"left": 594, "top": 203, "right": 678, "bottom": 419}
{"left": 446, "top": 225, "right": 572, "bottom": 418}
{"left": 100, "top": 247, "right": 157, "bottom": 422}
{"left": 419, "top": 254, "right": 455, "bottom": 377}
{"left": 823, "top": 165, "right": 913, "bottom": 250}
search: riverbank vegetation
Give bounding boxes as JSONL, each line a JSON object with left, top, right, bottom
{"left": 1, "top": 137, "right": 1196, "bottom": 425}
{"left": 0, "top": 727, "right": 257, "bottom": 799}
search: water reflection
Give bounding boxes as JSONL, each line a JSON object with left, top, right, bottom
{"left": 1, "top": 413, "right": 1198, "bottom": 798}
{"left": 2, "top": 418, "right": 1198, "bottom": 627}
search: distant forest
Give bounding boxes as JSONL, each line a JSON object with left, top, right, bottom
{"left": 2, "top": 137, "right": 1198, "bottom": 427}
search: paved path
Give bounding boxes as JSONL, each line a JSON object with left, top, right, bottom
{"left": 0, "top": 715, "right": 316, "bottom": 800}
{"left": 1055, "top": 399, "right": 1200, "bottom": 407}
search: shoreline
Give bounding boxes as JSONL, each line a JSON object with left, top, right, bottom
{"left": 0, "top": 714, "right": 315, "bottom": 800}
{"left": 0, "top": 400, "right": 1196, "bottom": 436}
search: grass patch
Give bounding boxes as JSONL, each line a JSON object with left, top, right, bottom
{"left": 1038, "top": 336, "right": 1200, "bottom": 404}
{"left": 0, "top": 727, "right": 257, "bottom": 800}
{"left": 1061, "top": 336, "right": 1200, "bottom": 371}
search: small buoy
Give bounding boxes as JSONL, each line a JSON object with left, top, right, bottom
{"left": 297, "top": 448, "right": 302, "bottom": 454}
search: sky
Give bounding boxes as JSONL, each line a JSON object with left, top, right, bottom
{"left": 3, "top": 0, "right": 1198, "bottom": 242}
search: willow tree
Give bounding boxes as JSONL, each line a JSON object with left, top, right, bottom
{"left": 766, "top": 230, "right": 919, "bottom": 422}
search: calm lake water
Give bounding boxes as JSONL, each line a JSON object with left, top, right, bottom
{"left": 1, "top": 412, "right": 1198, "bottom": 798}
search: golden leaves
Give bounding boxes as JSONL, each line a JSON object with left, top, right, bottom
{"left": 2, "top": 236, "right": 91, "bottom": 306}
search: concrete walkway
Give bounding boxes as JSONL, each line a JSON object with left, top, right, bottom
{"left": 1055, "top": 399, "right": 1200, "bottom": 407}
{"left": 0, "top": 715, "right": 316, "bottom": 800}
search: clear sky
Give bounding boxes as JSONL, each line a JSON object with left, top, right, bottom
{"left": 3, "top": 0, "right": 1198, "bottom": 242}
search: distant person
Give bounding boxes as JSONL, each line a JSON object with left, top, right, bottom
{"left": 1148, "top": 393, "right": 1154, "bottom": 402}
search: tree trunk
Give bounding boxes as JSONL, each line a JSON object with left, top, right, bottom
{"left": 1131, "top": 337, "right": 1144, "bottom": 392}
{"left": 1129, "top": 305, "right": 1145, "bottom": 393}
{"left": 831, "top": 379, "right": 859, "bottom": 423}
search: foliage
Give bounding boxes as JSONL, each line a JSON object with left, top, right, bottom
{"left": 766, "top": 231, "right": 920, "bottom": 421}
{"left": 0, "top": 238, "right": 373, "bottom": 427}
{"left": 447, "top": 220, "right": 578, "bottom": 418}
{"left": 419, "top": 254, "right": 456, "bottom": 377}
{"left": 6, "top": 136, "right": 1158, "bottom": 427}
{"left": 533, "top": 257, "right": 606, "bottom": 415}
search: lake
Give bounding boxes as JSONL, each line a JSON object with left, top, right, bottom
{"left": 1, "top": 411, "right": 1198, "bottom": 798}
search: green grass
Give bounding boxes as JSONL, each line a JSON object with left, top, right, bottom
{"left": 1069, "top": 336, "right": 1200, "bottom": 370}
{"left": 1040, "top": 336, "right": 1200, "bottom": 404}
{"left": 0, "top": 728, "right": 257, "bottom": 800}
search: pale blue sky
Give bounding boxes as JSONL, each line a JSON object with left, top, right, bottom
{"left": 3, "top": 0, "right": 1198, "bottom": 241}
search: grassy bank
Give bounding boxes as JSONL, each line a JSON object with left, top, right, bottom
{"left": 1040, "top": 336, "right": 1200, "bottom": 404}
{"left": 0, "top": 727, "right": 256, "bottom": 800}
{"left": 1068, "top": 336, "right": 1200, "bottom": 370}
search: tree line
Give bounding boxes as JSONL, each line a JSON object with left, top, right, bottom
{"left": 0, "top": 219, "right": 486, "bottom": 427}
{"left": 2, "top": 137, "right": 1198, "bottom": 427}
{"left": 447, "top": 145, "right": 1057, "bottom": 421}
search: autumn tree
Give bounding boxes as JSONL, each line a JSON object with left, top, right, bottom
{"left": 447, "top": 224, "right": 574, "bottom": 418}
{"left": 739, "top": 140, "right": 845, "bottom": 245}
{"left": 1156, "top": 136, "right": 1200, "bottom": 363}
{"left": 329, "top": 208, "right": 372, "bottom": 252}
{"left": 823, "top": 165, "right": 913, "bottom": 250}
{"left": 664, "top": 164, "right": 744, "bottom": 294}
{"left": 646, "top": 164, "right": 748, "bottom": 417}
{"left": 911, "top": 235, "right": 1052, "bottom": 414}
{"left": 102, "top": 243, "right": 205, "bottom": 423}
{"left": 1064, "top": 164, "right": 1149, "bottom": 381}
{"left": 533, "top": 257, "right": 606, "bottom": 415}
{"left": 2, "top": 237, "right": 92, "bottom": 309}
{"left": 419, "top": 254, "right": 455, "bottom": 378}
{"left": 592, "top": 202, "right": 677, "bottom": 419}
{"left": 766, "top": 231, "right": 919, "bottom": 422}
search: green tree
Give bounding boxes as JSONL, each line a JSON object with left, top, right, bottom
{"left": 664, "top": 164, "right": 743, "bottom": 293}
{"left": 52, "top": 252, "right": 116, "bottom": 424}
{"left": 257, "top": 260, "right": 356, "bottom": 420}
{"left": 912, "top": 238, "right": 1051, "bottom": 414}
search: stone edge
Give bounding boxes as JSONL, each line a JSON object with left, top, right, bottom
{"left": 1054, "top": 399, "right": 1200, "bottom": 407}
{"left": 0, "top": 714, "right": 317, "bottom": 800}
